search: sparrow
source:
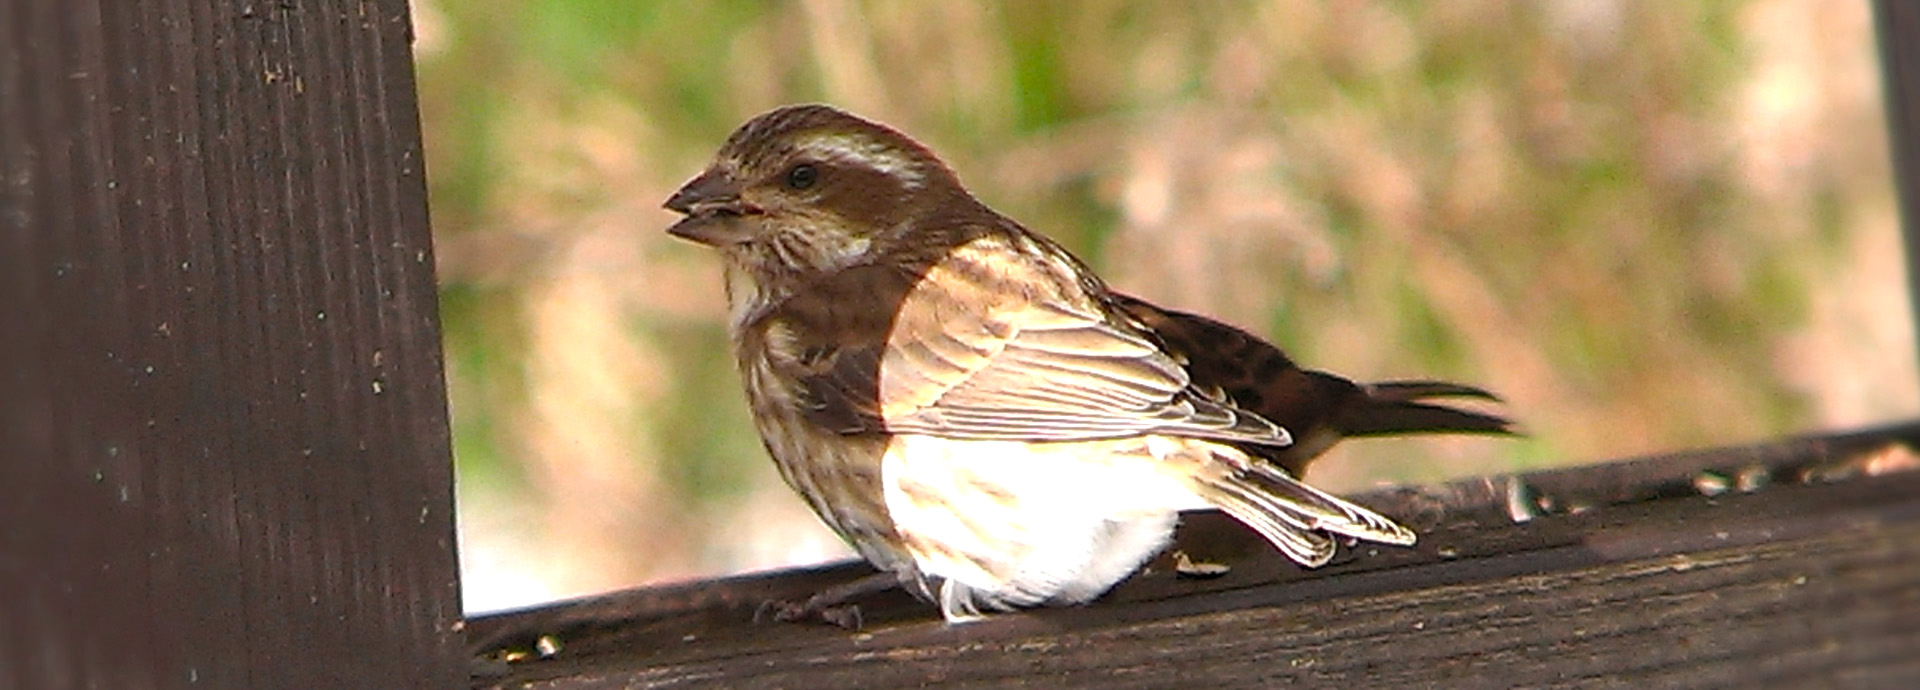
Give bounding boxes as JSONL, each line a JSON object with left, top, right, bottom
{"left": 664, "top": 104, "right": 1512, "bottom": 624}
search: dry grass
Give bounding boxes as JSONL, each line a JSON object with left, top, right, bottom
{"left": 413, "top": 0, "right": 1912, "bottom": 613}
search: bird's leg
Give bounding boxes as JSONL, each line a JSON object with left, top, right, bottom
{"left": 755, "top": 571, "right": 900, "bottom": 629}
{"left": 936, "top": 578, "right": 988, "bottom": 625}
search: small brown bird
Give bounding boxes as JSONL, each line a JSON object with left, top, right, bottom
{"left": 665, "top": 104, "right": 1511, "bottom": 624}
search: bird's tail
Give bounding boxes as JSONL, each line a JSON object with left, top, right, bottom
{"left": 1193, "top": 456, "right": 1416, "bottom": 568}
{"left": 1336, "top": 378, "right": 1516, "bottom": 438}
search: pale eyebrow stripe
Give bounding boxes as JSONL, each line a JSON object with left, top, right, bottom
{"left": 795, "top": 133, "right": 926, "bottom": 188}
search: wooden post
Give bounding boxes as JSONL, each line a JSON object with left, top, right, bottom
{"left": 1878, "top": 0, "right": 1920, "bottom": 375}
{"left": 0, "top": 1, "right": 464, "bottom": 688}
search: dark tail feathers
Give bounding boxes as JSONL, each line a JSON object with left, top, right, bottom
{"left": 1337, "top": 379, "right": 1517, "bottom": 438}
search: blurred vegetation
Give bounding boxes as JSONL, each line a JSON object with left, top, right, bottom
{"left": 411, "top": 0, "right": 1912, "bottom": 612}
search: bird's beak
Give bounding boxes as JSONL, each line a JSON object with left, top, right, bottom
{"left": 664, "top": 169, "right": 759, "bottom": 247}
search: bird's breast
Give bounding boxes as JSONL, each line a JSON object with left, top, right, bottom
{"left": 733, "top": 345, "right": 907, "bottom": 572}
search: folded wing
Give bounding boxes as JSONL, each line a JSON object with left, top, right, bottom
{"left": 767, "top": 235, "right": 1292, "bottom": 448}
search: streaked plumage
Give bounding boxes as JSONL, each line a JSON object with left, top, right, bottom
{"left": 664, "top": 104, "right": 1513, "bottom": 623}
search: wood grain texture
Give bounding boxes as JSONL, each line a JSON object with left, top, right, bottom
{"left": 468, "top": 424, "right": 1920, "bottom": 689}
{"left": 0, "top": 1, "right": 462, "bottom": 688}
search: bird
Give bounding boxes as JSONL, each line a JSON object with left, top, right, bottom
{"left": 663, "top": 104, "right": 1512, "bottom": 624}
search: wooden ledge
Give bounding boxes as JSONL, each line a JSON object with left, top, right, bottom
{"left": 468, "top": 421, "right": 1920, "bottom": 689}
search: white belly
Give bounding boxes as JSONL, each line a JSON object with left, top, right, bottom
{"left": 880, "top": 433, "right": 1210, "bottom": 622}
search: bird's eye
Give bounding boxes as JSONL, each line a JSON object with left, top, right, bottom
{"left": 785, "top": 163, "right": 818, "bottom": 190}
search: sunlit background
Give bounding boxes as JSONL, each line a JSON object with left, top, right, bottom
{"left": 410, "top": 0, "right": 1916, "bottom": 614}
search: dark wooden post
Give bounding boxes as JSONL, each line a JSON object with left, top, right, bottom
{"left": 0, "top": 1, "right": 464, "bottom": 688}
{"left": 1879, "top": 1, "right": 1920, "bottom": 373}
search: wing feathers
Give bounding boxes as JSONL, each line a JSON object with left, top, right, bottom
{"left": 1194, "top": 461, "right": 1415, "bottom": 567}
{"left": 863, "top": 242, "right": 1292, "bottom": 446}
{"left": 763, "top": 233, "right": 1293, "bottom": 446}
{"left": 1237, "top": 465, "right": 1416, "bottom": 545}
{"left": 1201, "top": 487, "right": 1337, "bottom": 566}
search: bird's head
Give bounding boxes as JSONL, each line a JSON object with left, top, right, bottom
{"left": 665, "top": 104, "right": 974, "bottom": 282}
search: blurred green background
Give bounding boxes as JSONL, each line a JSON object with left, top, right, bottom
{"left": 411, "top": 0, "right": 1913, "bottom": 613}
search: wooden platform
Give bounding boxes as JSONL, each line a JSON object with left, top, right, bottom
{"left": 466, "top": 422, "right": 1920, "bottom": 689}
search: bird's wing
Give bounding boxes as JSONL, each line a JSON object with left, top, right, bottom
{"left": 770, "top": 236, "right": 1291, "bottom": 446}
{"left": 876, "top": 297, "right": 1290, "bottom": 444}
{"left": 1110, "top": 292, "right": 1337, "bottom": 436}
{"left": 1111, "top": 292, "right": 1514, "bottom": 473}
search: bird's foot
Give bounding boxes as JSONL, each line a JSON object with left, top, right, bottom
{"left": 754, "top": 597, "right": 864, "bottom": 629}
{"left": 753, "top": 572, "right": 900, "bottom": 630}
